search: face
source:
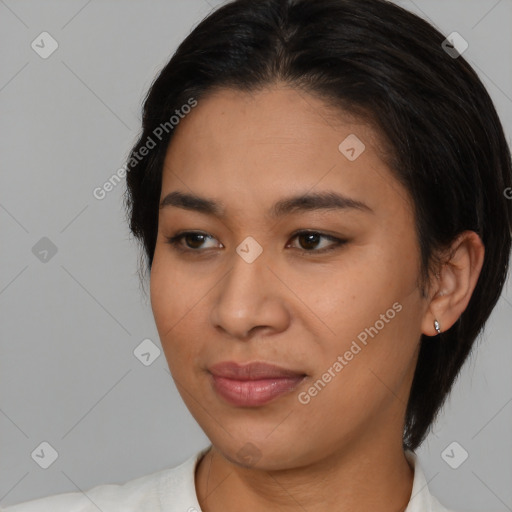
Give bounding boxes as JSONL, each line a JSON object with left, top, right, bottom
{"left": 150, "top": 85, "right": 430, "bottom": 470}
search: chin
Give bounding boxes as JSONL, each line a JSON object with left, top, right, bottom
{"left": 210, "top": 434, "right": 308, "bottom": 471}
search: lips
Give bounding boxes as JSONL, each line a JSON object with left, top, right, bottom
{"left": 208, "top": 361, "right": 307, "bottom": 407}
{"left": 208, "top": 361, "right": 306, "bottom": 380}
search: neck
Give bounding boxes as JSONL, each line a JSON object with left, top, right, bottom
{"left": 195, "top": 430, "right": 414, "bottom": 512}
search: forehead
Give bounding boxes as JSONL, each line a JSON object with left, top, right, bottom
{"left": 165, "top": 85, "right": 384, "bottom": 155}
{"left": 160, "top": 85, "right": 409, "bottom": 219}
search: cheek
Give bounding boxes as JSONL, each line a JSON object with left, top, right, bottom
{"left": 150, "top": 258, "right": 174, "bottom": 333}
{"left": 150, "top": 250, "right": 216, "bottom": 382}
{"left": 307, "top": 245, "right": 421, "bottom": 367}
{"left": 150, "top": 248, "right": 193, "bottom": 331}
{"left": 305, "top": 254, "right": 400, "bottom": 329}
{"left": 150, "top": 254, "right": 192, "bottom": 360}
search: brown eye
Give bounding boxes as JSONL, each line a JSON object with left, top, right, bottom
{"left": 288, "top": 231, "right": 347, "bottom": 254}
{"left": 181, "top": 233, "right": 208, "bottom": 249}
{"left": 297, "top": 232, "right": 323, "bottom": 250}
{"left": 165, "top": 230, "right": 347, "bottom": 255}
{"left": 165, "top": 232, "right": 220, "bottom": 252}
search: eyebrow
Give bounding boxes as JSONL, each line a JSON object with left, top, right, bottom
{"left": 159, "top": 190, "right": 374, "bottom": 218}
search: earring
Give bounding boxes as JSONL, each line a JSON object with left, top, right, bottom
{"left": 434, "top": 319, "right": 441, "bottom": 335}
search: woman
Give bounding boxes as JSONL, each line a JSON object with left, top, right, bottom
{"left": 4, "top": 0, "right": 511, "bottom": 510}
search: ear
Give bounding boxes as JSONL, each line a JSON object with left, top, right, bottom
{"left": 421, "top": 231, "right": 485, "bottom": 336}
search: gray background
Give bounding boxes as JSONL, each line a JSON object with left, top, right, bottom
{"left": 0, "top": 0, "right": 511, "bottom": 510}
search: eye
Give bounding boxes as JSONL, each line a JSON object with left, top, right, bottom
{"left": 287, "top": 230, "right": 347, "bottom": 254}
{"left": 165, "top": 230, "right": 347, "bottom": 255}
{"left": 165, "top": 232, "right": 221, "bottom": 253}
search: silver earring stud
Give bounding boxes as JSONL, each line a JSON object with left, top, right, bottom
{"left": 434, "top": 319, "right": 441, "bottom": 335}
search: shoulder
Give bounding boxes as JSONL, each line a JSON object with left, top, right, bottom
{"left": 1, "top": 447, "right": 209, "bottom": 512}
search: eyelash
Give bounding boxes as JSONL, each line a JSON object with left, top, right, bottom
{"left": 165, "top": 230, "right": 347, "bottom": 256}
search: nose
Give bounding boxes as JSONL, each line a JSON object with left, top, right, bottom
{"left": 210, "top": 249, "right": 290, "bottom": 340}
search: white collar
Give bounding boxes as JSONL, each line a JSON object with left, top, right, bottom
{"left": 161, "top": 446, "right": 453, "bottom": 512}
{"left": 404, "top": 450, "right": 451, "bottom": 511}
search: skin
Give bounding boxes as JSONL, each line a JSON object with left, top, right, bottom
{"left": 149, "top": 84, "right": 485, "bottom": 512}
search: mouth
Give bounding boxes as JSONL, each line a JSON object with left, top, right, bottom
{"left": 208, "top": 361, "right": 307, "bottom": 407}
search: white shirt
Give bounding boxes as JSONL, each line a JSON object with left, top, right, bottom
{"left": 1, "top": 447, "right": 456, "bottom": 511}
